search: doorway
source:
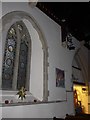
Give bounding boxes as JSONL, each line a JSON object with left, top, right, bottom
{"left": 73, "top": 84, "right": 88, "bottom": 114}
{"left": 72, "top": 46, "right": 89, "bottom": 114}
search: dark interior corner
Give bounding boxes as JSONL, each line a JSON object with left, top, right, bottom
{"left": 36, "top": 2, "right": 90, "bottom": 50}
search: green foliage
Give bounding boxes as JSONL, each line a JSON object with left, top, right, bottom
{"left": 17, "top": 87, "right": 27, "bottom": 100}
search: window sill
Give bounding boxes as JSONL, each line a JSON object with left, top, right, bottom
{"left": 0, "top": 100, "right": 67, "bottom": 107}
{"left": 0, "top": 90, "right": 40, "bottom": 106}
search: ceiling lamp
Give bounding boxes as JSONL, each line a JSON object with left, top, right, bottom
{"left": 62, "top": 28, "right": 75, "bottom": 50}
{"left": 66, "top": 33, "right": 75, "bottom": 50}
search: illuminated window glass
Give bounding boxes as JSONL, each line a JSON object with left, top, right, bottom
{"left": 2, "top": 21, "right": 31, "bottom": 90}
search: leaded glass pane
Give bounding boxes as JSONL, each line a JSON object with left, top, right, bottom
{"left": 17, "top": 24, "right": 23, "bottom": 31}
{"left": 8, "top": 27, "right": 17, "bottom": 39}
{"left": 17, "top": 41, "right": 28, "bottom": 89}
{"left": 2, "top": 25, "right": 17, "bottom": 89}
{"left": 2, "top": 21, "right": 30, "bottom": 90}
{"left": 16, "top": 21, "right": 29, "bottom": 90}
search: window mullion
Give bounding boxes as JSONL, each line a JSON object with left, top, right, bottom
{"left": 25, "top": 38, "right": 30, "bottom": 91}
{"left": 12, "top": 24, "right": 21, "bottom": 90}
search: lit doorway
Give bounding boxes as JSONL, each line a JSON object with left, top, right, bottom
{"left": 73, "top": 83, "right": 88, "bottom": 114}
{"left": 72, "top": 46, "right": 89, "bottom": 114}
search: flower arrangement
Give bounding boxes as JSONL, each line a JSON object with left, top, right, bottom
{"left": 16, "top": 86, "right": 27, "bottom": 100}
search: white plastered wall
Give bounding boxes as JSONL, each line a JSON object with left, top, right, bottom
{"left": 23, "top": 19, "right": 43, "bottom": 101}
{"left": 1, "top": 2, "right": 80, "bottom": 118}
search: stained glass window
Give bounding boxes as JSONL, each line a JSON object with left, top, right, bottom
{"left": 17, "top": 41, "right": 28, "bottom": 89}
{"left": 2, "top": 24, "right": 17, "bottom": 89}
{"left": 2, "top": 21, "right": 30, "bottom": 90}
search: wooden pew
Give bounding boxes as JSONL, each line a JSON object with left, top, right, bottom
{"left": 53, "top": 117, "right": 65, "bottom": 120}
{"left": 65, "top": 114, "right": 90, "bottom": 120}
{"left": 53, "top": 114, "right": 90, "bottom": 120}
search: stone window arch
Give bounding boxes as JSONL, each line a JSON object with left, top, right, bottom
{"left": 2, "top": 20, "right": 31, "bottom": 90}
{"left": 1, "top": 11, "right": 48, "bottom": 101}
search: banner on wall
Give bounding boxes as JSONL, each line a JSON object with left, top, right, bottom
{"left": 56, "top": 68, "right": 65, "bottom": 88}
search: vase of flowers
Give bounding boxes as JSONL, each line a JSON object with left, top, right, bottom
{"left": 16, "top": 86, "right": 27, "bottom": 102}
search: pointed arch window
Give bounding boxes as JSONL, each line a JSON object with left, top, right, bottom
{"left": 1, "top": 11, "right": 48, "bottom": 101}
{"left": 2, "top": 21, "right": 31, "bottom": 90}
